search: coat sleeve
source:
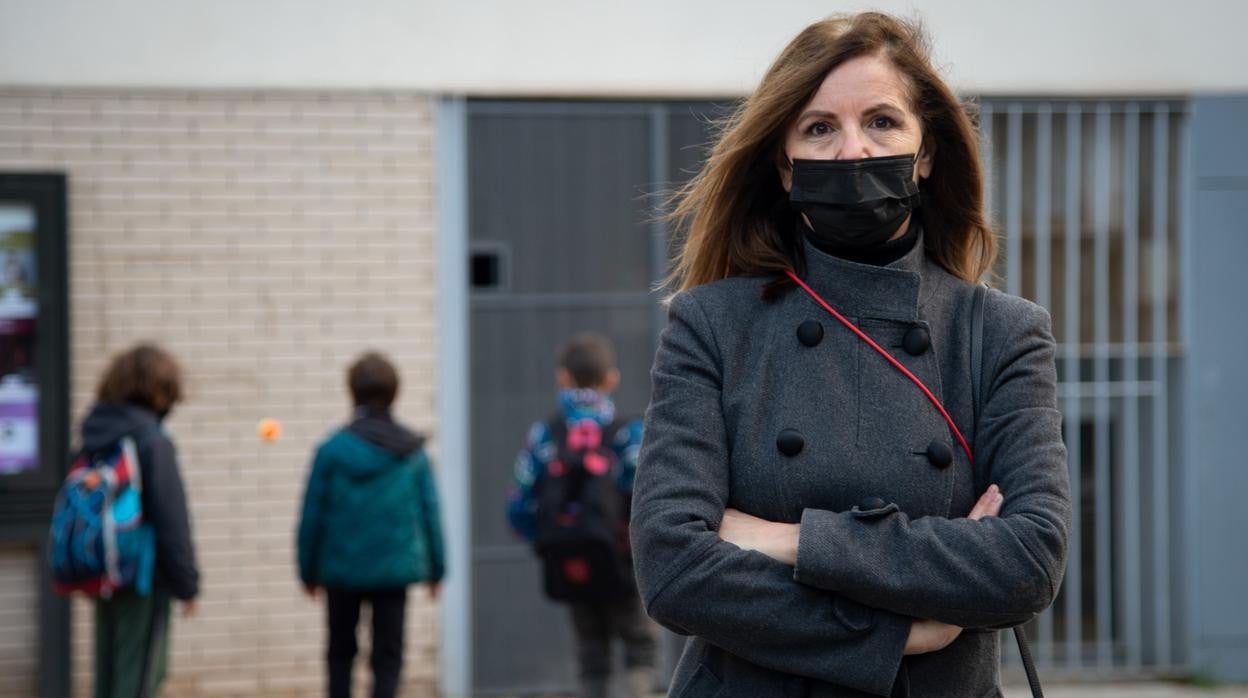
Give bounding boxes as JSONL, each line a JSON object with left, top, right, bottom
{"left": 141, "top": 432, "right": 200, "bottom": 601}
{"left": 414, "top": 451, "right": 447, "bottom": 583}
{"left": 631, "top": 290, "right": 912, "bottom": 696}
{"left": 296, "top": 444, "right": 332, "bottom": 588}
{"left": 792, "top": 298, "right": 1072, "bottom": 629}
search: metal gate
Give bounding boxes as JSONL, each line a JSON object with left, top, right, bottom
{"left": 465, "top": 100, "right": 726, "bottom": 695}
{"left": 980, "top": 99, "right": 1188, "bottom": 677}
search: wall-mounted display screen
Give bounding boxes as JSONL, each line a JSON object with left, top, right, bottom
{"left": 0, "top": 204, "right": 38, "bottom": 476}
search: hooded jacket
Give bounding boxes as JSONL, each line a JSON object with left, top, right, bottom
{"left": 80, "top": 402, "right": 200, "bottom": 601}
{"left": 296, "top": 412, "right": 445, "bottom": 590}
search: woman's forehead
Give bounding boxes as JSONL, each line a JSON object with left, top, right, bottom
{"left": 803, "top": 54, "right": 912, "bottom": 115}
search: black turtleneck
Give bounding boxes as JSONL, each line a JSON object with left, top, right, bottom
{"left": 807, "top": 218, "right": 921, "bottom": 267}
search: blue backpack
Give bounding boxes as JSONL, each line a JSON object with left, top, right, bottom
{"left": 49, "top": 436, "right": 155, "bottom": 598}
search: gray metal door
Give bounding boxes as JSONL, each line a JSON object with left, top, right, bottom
{"left": 467, "top": 100, "right": 726, "bottom": 695}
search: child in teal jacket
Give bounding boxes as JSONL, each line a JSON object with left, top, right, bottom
{"left": 297, "top": 352, "right": 445, "bottom": 698}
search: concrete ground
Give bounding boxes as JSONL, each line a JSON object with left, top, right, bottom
{"left": 1001, "top": 684, "right": 1248, "bottom": 697}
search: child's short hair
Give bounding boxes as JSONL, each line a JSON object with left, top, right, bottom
{"left": 348, "top": 351, "right": 400, "bottom": 409}
{"left": 97, "top": 343, "right": 183, "bottom": 415}
{"left": 558, "top": 332, "right": 616, "bottom": 389}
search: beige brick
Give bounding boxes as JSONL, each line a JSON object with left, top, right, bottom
{"left": 0, "top": 87, "right": 440, "bottom": 698}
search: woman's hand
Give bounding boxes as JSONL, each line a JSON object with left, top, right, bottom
{"left": 718, "top": 485, "right": 1001, "bottom": 568}
{"left": 904, "top": 484, "right": 1005, "bottom": 654}
{"left": 718, "top": 509, "right": 800, "bottom": 565}
{"left": 904, "top": 618, "right": 962, "bottom": 654}
{"left": 968, "top": 484, "right": 1003, "bottom": 521}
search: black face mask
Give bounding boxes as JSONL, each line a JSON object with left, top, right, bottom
{"left": 788, "top": 154, "right": 921, "bottom": 250}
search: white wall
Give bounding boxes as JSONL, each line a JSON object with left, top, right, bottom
{"left": 1, "top": 0, "right": 1243, "bottom": 96}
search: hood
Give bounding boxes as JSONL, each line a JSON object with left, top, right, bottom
{"left": 558, "top": 388, "right": 616, "bottom": 426}
{"left": 335, "top": 408, "right": 426, "bottom": 479}
{"left": 80, "top": 402, "right": 161, "bottom": 453}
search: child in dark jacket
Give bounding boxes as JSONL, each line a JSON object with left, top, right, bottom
{"left": 297, "top": 352, "right": 446, "bottom": 698}
{"left": 506, "top": 333, "right": 656, "bottom": 698}
{"left": 84, "top": 344, "right": 199, "bottom": 698}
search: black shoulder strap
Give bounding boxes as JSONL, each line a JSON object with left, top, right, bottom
{"left": 602, "top": 416, "right": 629, "bottom": 447}
{"left": 971, "top": 282, "right": 987, "bottom": 430}
{"left": 546, "top": 415, "right": 567, "bottom": 445}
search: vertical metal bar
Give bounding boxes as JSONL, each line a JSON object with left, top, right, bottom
{"left": 1034, "top": 102, "right": 1055, "bottom": 666}
{"left": 435, "top": 95, "right": 473, "bottom": 698}
{"left": 981, "top": 103, "right": 996, "bottom": 227}
{"left": 1035, "top": 104, "right": 1053, "bottom": 311}
{"left": 1093, "top": 103, "right": 1114, "bottom": 670}
{"left": 1006, "top": 104, "right": 1023, "bottom": 296}
{"left": 1063, "top": 104, "right": 1085, "bottom": 671}
{"left": 1150, "top": 103, "right": 1173, "bottom": 667}
{"left": 649, "top": 103, "right": 670, "bottom": 351}
{"left": 982, "top": 101, "right": 1015, "bottom": 670}
{"left": 1121, "top": 103, "right": 1143, "bottom": 670}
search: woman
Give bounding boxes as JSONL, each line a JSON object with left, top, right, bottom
{"left": 85, "top": 344, "right": 199, "bottom": 698}
{"left": 630, "top": 13, "right": 1071, "bottom": 698}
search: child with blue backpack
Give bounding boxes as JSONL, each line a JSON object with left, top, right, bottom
{"left": 506, "top": 332, "right": 656, "bottom": 698}
{"left": 297, "top": 351, "right": 446, "bottom": 698}
{"left": 52, "top": 344, "right": 199, "bottom": 698}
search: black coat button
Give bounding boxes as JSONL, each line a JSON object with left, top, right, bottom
{"left": 776, "top": 429, "right": 805, "bottom": 457}
{"left": 903, "top": 326, "right": 931, "bottom": 355}
{"left": 926, "top": 440, "right": 954, "bottom": 469}
{"left": 861, "top": 496, "right": 887, "bottom": 510}
{"left": 797, "top": 320, "right": 824, "bottom": 347}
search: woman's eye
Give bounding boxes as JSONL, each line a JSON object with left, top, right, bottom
{"left": 870, "top": 116, "right": 896, "bottom": 129}
{"left": 808, "top": 121, "right": 832, "bottom": 137}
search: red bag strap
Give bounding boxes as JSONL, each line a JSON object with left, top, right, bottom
{"left": 784, "top": 269, "right": 974, "bottom": 465}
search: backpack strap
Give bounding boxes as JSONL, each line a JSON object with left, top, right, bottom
{"left": 120, "top": 435, "right": 143, "bottom": 493}
{"left": 546, "top": 416, "right": 564, "bottom": 446}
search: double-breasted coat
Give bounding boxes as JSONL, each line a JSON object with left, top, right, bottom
{"left": 630, "top": 235, "right": 1072, "bottom": 697}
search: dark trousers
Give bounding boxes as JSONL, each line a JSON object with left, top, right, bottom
{"left": 94, "top": 588, "right": 172, "bottom": 698}
{"left": 568, "top": 593, "right": 657, "bottom": 698}
{"left": 327, "top": 587, "right": 408, "bottom": 698}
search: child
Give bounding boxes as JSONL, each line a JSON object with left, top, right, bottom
{"left": 83, "top": 343, "right": 199, "bottom": 698}
{"left": 297, "top": 351, "right": 445, "bottom": 698}
{"left": 507, "top": 332, "right": 656, "bottom": 698}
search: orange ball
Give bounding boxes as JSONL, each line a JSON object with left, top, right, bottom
{"left": 257, "top": 418, "right": 282, "bottom": 442}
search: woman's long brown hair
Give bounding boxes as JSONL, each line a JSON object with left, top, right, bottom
{"left": 666, "top": 12, "right": 997, "bottom": 295}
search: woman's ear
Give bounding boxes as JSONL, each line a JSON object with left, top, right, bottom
{"left": 916, "top": 140, "right": 935, "bottom": 180}
{"left": 776, "top": 150, "right": 794, "bottom": 192}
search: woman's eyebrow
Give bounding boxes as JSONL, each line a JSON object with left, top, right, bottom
{"left": 864, "top": 101, "right": 905, "bottom": 114}
{"left": 798, "top": 103, "right": 906, "bottom": 123}
{"left": 796, "top": 109, "right": 839, "bottom": 123}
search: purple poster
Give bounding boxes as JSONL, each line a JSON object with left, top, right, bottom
{"left": 0, "top": 203, "right": 38, "bottom": 475}
{"left": 0, "top": 380, "right": 37, "bottom": 474}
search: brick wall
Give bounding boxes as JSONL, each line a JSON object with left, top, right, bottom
{"left": 0, "top": 88, "right": 442, "bottom": 697}
{"left": 0, "top": 543, "right": 41, "bottom": 697}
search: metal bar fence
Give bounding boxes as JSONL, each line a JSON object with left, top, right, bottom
{"left": 980, "top": 98, "right": 1186, "bottom": 678}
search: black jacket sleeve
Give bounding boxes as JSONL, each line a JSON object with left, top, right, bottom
{"left": 140, "top": 431, "right": 200, "bottom": 600}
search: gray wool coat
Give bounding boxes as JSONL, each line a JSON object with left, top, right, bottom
{"left": 630, "top": 236, "right": 1072, "bottom": 697}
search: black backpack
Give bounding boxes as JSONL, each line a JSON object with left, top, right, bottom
{"left": 532, "top": 416, "right": 633, "bottom": 602}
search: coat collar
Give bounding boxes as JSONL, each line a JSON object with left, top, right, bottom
{"left": 794, "top": 228, "right": 930, "bottom": 322}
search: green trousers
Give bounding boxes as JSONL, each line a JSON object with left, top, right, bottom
{"left": 94, "top": 588, "right": 171, "bottom": 698}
